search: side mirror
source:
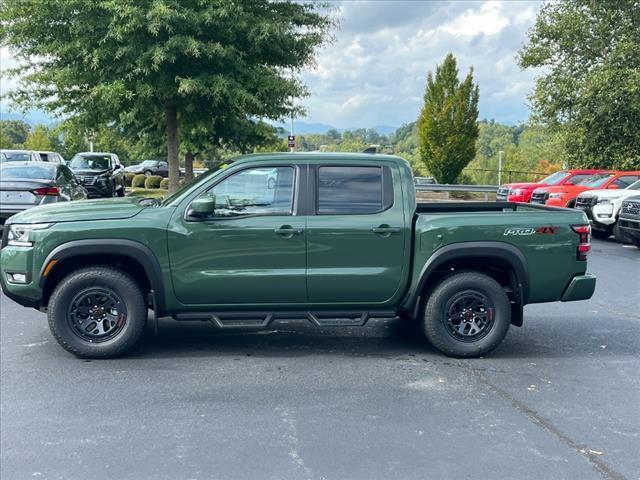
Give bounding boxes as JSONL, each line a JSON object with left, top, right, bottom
{"left": 608, "top": 184, "right": 620, "bottom": 189}
{"left": 188, "top": 196, "right": 215, "bottom": 218}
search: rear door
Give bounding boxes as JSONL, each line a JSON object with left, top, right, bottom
{"left": 306, "top": 162, "right": 408, "bottom": 304}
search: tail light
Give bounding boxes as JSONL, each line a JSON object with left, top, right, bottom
{"left": 32, "top": 187, "right": 60, "bottom": 196}
{"left": 571, "top": 225, "right": 591, "bottom": 260}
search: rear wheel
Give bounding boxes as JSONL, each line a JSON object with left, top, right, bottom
{"left": 144, "top": 170, "right": 152, "bottom": 177}
{"left": 422, "top": 272, "right": 511, "bottom": 358}
{"left": 47, "top": 266, "right": 147, "bottom": 358}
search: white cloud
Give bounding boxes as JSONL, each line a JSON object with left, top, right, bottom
{"left": 440, "top": 1, "right": 510, "bottom": 37}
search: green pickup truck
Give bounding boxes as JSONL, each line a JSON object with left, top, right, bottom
{"left": 0, "top": 153, "right": 596, "bottom": 359}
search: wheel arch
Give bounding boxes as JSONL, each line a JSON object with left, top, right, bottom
{"left": 410, "top": 241, "right": 529, "bottom": 314}
{"left": 40, "top": 239, "right": 165, "bottom": 315}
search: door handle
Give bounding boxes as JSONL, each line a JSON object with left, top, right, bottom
{"left": 274, "top": 226, "right": 303, "bottom": 236}
{"left": 372, "top": 226, "right": 401, "bottom": 235}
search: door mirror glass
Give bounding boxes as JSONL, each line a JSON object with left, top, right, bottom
{"left": 189, "top": 196, "right": 216, "bottom": 217}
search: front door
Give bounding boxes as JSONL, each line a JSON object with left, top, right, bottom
{"left": 306, "top": 164, "right": 407, "bottom": 304}
{"left": 168, "top": 165, "right": 306, "bottom": 305}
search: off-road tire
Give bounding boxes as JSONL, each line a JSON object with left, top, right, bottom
{"left": 422, "top": 272, "right": 511, "bottom": 358}
{"left": 48, "top": 266, "right": 147, "bottom": 359}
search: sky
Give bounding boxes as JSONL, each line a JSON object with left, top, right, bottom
{"left": 299, "top": 0, "right": 543, "bottom": 128}
{"left": 0, "top": 0, "right": 544, "bottom": 130}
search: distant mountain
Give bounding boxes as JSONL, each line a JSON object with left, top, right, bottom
{"left": 0, "top": 109, "right": 56, "bottom": 126}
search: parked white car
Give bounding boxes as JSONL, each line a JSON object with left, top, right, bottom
{"left": 575, "top": 180, "right": 640, "bottom": 241}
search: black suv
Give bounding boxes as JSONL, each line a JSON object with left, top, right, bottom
{"left": 68, "top": 152, "right": 126, "bottom": 197}
{"left": 618, "top": 195, "right": 640, "bottom": 248}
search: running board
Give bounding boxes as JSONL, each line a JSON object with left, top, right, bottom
{"left": 173, "top": 310, "right": 396, "bottom": 329}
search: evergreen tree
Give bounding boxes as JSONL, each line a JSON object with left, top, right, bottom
{"left": 417, "top": 54, "right": 479, "bottom": 184}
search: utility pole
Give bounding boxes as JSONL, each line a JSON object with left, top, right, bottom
{"left": 289, "top": 69, "right": 295, "bottom": 152}
{"left": 498, "top": 150, "right": 504, "bottom": 186}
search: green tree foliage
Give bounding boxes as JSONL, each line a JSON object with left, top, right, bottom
{"left": 1, "top": 1, "right": 334, "bottom": 191}
{"left": 417, "top": 54, "right": 479, "bottom": 183}
{"left": 0, "top": 120, "right": 30, "bottom": 145}
{"left": 519, "top": 0, "right": 640, "bottom": 169}
{"left": 23, "top": 125, "right": 52, "bottom": 150}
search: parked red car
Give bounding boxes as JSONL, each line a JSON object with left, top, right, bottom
{"left": 531, "top": 171, "right": 640, "bottom": 207}
{"left": 496, "top": 169, "right": 604, "bottom": 203}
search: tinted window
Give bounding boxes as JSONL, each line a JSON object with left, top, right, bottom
{"left": 579, "top": 174, "right": 614, "bottom": 187}
{"left": 0, "top": 164, "right": 56, "bottom": 180}
{"left": 613, "top": 175, "right": 640, "bottom": 188}
{"left": 317, "top": 166, "right": 392, "bottom": 214}
{"left": 202, "top": 166, "right": 294, "bottom": 218}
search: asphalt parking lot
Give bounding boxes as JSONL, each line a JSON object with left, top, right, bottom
{"left": 1, "top": 238, "right": 638, "bottom": 480}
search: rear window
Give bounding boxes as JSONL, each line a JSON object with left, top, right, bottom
{"left": 1, "top": 151, "right": 30, "bottom": 162}
{"left": 0, "top": 164, "right": 56, "bottom": 180}
{"left": 317, "top": 166, "right": 393, "bottom": 214}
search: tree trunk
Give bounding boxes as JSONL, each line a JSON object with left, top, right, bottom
{"left": 165, "top": 103, "right": 180, "bottom": 193}
{"left": 185, "top": 150, "right": 194, "bottom": 182}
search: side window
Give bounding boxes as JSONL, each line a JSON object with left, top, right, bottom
{"left": 202, "top": 166, "right": 294, "bottom": 218}
{"left": 613, "top": 175, "right": 639, "bottom": 188}
{"left": 317, "top": 166, "right": 393, "bottom": 214}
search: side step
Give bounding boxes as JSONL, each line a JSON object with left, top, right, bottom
{"left": 173, "top": 310, "right": 396, "bottom": 329}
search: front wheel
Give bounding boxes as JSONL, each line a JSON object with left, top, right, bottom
{"left": 422, "top": 272, "right": 511, "bottom": 358}
{"left": 47, "top": 266, "right": 148, "bottom": 358}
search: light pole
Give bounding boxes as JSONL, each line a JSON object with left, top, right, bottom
{"left": 498, "top": 150, "right": 504, "bottom": 186}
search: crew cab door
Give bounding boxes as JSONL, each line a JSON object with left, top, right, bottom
{"left": 305, "top": 163, "right": 408, "bottom": 304}
{"left": 167, "top": 164, "right": 306, "bottom": 305}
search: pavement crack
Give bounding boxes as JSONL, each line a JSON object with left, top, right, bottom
{"left": 276, "top": 406, "right": 314, "bottom": 480}
{"left": 460, "top": 361, "right": 628, "bottom": 480}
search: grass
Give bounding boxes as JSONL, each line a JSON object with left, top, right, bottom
{"left": 126, "top": 187, "right": 168, "bottom": 198}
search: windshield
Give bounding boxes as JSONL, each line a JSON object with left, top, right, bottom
{"left": 1, "top": 151, "right": 30, "bottom": 162}
{"left": 69, "top": 154, "right": 111, "bottom": 170}
{"left": 540, "top": 171, "right": 569, "bottom": 185}
{"left": 141, "top": 160, "right": 159, "bottom": 166}
{"left": 0, "top": 164, "right": 56, "bottom": 180}
{"left": 578, "top": 174, "right": 614, "bottom": 188}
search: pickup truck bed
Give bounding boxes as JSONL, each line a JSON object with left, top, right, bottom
{"left": 1, "top": 153, "right": 596, "bottom": 359}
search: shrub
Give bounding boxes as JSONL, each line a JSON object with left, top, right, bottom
{"left": 144, "top": 175, "right": 163, "bottom": 189}
{"left": 124, "top": 172, "right": 136, "bottom": 186}
{"left": 131, "top": 174, "right": 147, "bottom": 188}
{"left": 160, "top": 178, "right": 169, "bottom": 190}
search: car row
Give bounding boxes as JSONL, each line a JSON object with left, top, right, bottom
{"left": 499, "top": 169, "right": 640, "bottom": 245}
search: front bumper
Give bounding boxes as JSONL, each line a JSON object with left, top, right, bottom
{"left": 618, "top": 217, "right": 640, "bottom": 240}
{"left": 560, "top": 274, "right": 597, "bottom": 302}
{"left": 0, "top": 245, "right": 44, "bottom": 308}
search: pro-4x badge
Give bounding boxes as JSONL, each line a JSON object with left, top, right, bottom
{"left": 504, "top": 226, "right": 557, "bottom": 236}
{"left": 504, "top": 228, "right": 536, "bottom": 236}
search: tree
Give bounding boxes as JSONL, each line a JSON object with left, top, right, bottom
{"left": 519, "top": 0, "right": 640, "bottom": 169}
{"left": 1, "top": 1, "right": 334, "bottom": 192}
{"left": 24, "top": 125, "right": 52, "bottom": 150}
{"left": 417, "top": 53, "right": 479, "bottom": 184}
{"left": 0, "top": 120, "right": 30, "bottom": 146}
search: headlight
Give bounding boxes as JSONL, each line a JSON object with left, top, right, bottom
{"left": 596, "top": 198, "right": 611, "bottom": 205}
{"left": 549, "top": 192, "right": 566, "bottom": 199}
{"left": 510, "top": 188, "right": 523, "bottom": 196}
{"left": 7, "top": 223, "right": 52, "bottom": 247}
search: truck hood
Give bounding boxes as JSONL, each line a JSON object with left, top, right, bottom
{"left": 6, "top": 197, "right": 145, "bottom": 225}
{"left": 533, "top": 185, "right": 590, "bottom": 194}
{"left": 579, "top": 188, "right": 640, "bottom": 200}
{"left": 503, "top": 182, "right": 543, "bottom": 190}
